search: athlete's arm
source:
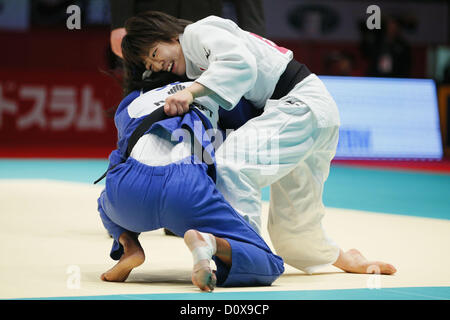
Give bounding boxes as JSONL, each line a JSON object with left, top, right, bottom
{"left": 181, "top": 22, "right": 258, "bottom": 110}
{"left": 164, "top": 82, "right": 214, "bottom": 116}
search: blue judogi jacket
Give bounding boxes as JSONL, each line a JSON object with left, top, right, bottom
{"left": 97, "top": 85, "right": 217, "bottom": 257}
{"left": 94, "top": 84, "right": 285, "bottom": 288}
{"left": 97, "top": 82, "right": 260, "bottom": 259}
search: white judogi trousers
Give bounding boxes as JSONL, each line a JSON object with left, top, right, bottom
{"left": 215, "top": 74, "right": 340, "bottom": 274}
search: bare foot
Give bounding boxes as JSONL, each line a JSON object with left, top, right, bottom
{"left": 333, "top": 249, "right": 397, "bottom": 275}
{"left": 184, "top": 229, "right": 217, "bottom": 292}
{"left": 101, "top": 232, "right": 145, "bottom": 282}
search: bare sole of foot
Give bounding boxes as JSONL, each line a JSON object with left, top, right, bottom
{"left": 101, "top": 244, "right": 145, "bottom": 282}
{"left": 334, "top": 249, "right": 397, "bottom": 275}
{"left": 184, "top": 229, "right": 217, "bottom": 292}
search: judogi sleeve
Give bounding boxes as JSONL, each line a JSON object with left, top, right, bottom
{"left": 183, "top": 23, "right": 258, "bottom": 110}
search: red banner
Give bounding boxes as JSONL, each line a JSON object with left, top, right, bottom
{"left": 0, "top": 70, "right": 123, "bottom": 158}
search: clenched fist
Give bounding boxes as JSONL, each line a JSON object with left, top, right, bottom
{"left": 164, "top": 89, "right": 194, "bottom": 116}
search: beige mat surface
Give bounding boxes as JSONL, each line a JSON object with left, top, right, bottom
{"left": 1, "top": 179, "right": 449, "bottom": 299}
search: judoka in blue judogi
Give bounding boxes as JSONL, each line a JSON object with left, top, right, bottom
{"left": 96, "top": 81, "right": 284, "bottom": 290}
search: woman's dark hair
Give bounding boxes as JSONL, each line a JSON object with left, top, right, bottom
{"left": 121, "top": 11, "right": 192, "bottom": 96}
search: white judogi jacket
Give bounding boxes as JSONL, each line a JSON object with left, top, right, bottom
{"left": 179, "top": 15, "right": 340, "bottom": 128}
{"left": 179, "top": 16, "right": 291, "bottom": 110}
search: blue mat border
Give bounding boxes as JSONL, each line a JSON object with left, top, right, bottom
{"left": 14, "top": 287, "right": 450, "bottom": 301}
{"left": 1, "top": 159, "right": 449, "bottom": 220}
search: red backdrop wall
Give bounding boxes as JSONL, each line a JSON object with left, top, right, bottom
{"left": 0, "top": 28, "right": 428, "bottom": 158}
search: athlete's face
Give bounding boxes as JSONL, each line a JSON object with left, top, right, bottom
{"left": 143, "top": 38, "right": 186, "bottom": 76}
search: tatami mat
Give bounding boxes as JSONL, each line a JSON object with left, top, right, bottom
{"left": 1, "top": 179, "right": 449, "bottom": 299}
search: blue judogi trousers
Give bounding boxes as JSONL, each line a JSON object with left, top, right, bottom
{"left": 98, "top": 155, "right": 284, "bottom": 287}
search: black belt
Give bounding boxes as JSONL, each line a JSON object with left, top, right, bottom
{"left": 94, "top": 105, "right": 216, "bottom": 185}
{"left": 270, "top": 59, "right": 311, "bottom": 100}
